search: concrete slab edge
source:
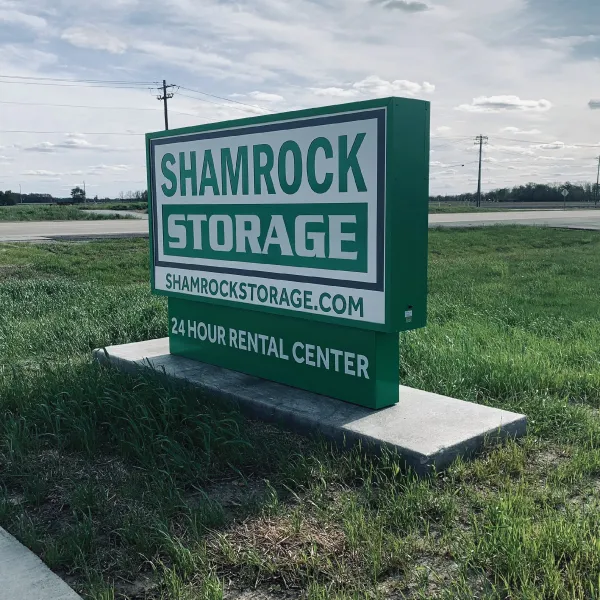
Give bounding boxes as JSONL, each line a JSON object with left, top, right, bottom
{"left": 0, "top": 527, "right": 82, "bottom": 600}
{"left": 93, "top": 345, "right": 527, "bottom": 475}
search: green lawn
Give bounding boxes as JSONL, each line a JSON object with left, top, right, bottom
{"left": 0, "top": 205, "right": 135, "bottom": 221}
{"left": 1, "top": 228, "right": 600, "bottom": 599}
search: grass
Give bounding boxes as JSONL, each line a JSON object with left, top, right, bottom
{"left": 1, "top": 227, "right": 600, "bottom": 598}
{"left": 80, "top": 202, "right": 148, "bottom": 212}
{"left": 0, "top": 205, "right": 135, "bottom": 221}
{"left": 428, "top": 205, "right": 506, "bottom": 214}
{"left": 429, "top": 204, "right": 599, "bottom": 214}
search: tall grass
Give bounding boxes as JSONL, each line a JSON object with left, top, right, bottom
{"left": 1, "top": 228, "right": 600, "bottom": 598}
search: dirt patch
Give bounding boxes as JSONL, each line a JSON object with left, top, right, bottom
{"left": 200, "top": 479, "right": 269, "bottom": 511}
{"left": 208, "top": 515, "right": 347, "bottom": 588}
{"left": 224, "top": 587, "right": 300, "bottom": 599}
{"left": 382, "top": 553, "right": 489, "bottom": 599}
{"left": 533, "top": 448, "right": 570, "bottom": 470}
{"left": 113, "top": 574, "right": 158, "bottom": 599}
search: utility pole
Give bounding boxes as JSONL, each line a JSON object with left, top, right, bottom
{"left": 594, "top": 156, "right": 600, "bottom": 208}
{"left": 19, "top": 184, "right": 22, "bottom": 204}
{"left": 83, "top": 180, "right": 86, "bottom": 204}
{"left": 157, "top": 80, "right": 176, "bottom": 130}
{"left": 475, "top": 135, "right": 488, "bottom": 208}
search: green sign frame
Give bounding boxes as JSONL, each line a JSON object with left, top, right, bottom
{"left": 146, "top": 97, "right": 429, "bottom": 408}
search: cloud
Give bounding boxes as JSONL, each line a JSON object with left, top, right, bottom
{"left": 0, "top": 9, "right": 47, "bottom": 31}
{"left": 24, "top": 135, "right": 109, "bottom": 153}
{"left": 0, "top": 8, "right": 48, "bottom": 31}
{"left": 311, "top": 87, "right": 359, "bottom": 98}
{"left": 499, "top": 127, "right": 541, "bottom": 135}
{"left": 436, "top": 126, "right": 452, "bottom": 133}
{"left": 87, "top": 164, "right": 132, "bottom": 174}
{"left": 589, "top": 100, "right": 600, "bottom": 110}
{"left": 536, "top": 156, "right": 575, "bottom": 161}
{"left": 487, "top": 144, "right": 536, "bottom": 156}
{"left": 542, "top": 36, "right": 598, "bottom": 50}
{"left": 21, "top": 167, "right": 129, "bottom": 178}
{"left": 0, "top": 45, "right": 57, "bottom": 69}
{"left": 531, "top": 141, "right": 576, "bottom": 150}
{"left": 370, "top": 0, "right": 429, "bottom": 12}
{"left": 311, "top": 75, "right": 435, "bottom": 99}
{"left": 456, "top": 95, "right": 552, "bottom": 113}
{"left": 61, "top": 27, "right": 127, "bottom": 54}
{"left": 22, "top": 170, "right": 63, "bottom": 177}
{"left": 132, "top": 41, "right": 232, "bottom": 69}
{"left": 247, "top": 91, "right": 284, "bottom": 103}
{"left": 24, "top": 142, "right": 56, "bottom": 154}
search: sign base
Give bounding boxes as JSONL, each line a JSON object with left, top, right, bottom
{"left": 94, "top": 338, "right": 527, "bottom": 475}
{"left": 168, "top": 298, "right": 399, "bottom": 409}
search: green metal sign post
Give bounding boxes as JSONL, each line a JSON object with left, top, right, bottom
{"left": 146, "top": 97, "right": 430, "bottom": 409}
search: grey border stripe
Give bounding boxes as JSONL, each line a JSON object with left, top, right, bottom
{"left": 150, "top": 108, "right": 385, "bottom": 292}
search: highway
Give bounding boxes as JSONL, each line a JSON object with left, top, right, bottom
{"left": 0, "top": 219, "right": 149, "bottom": 242}
{"left": 429, "top": 209, "right": 600, "bottom": 230}
{"left": 1, "top": 210, "right": 600, "bottom": 243}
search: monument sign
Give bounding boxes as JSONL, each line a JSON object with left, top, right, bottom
{"left": 146, "top": 97, "right": 430, "bottom": 408}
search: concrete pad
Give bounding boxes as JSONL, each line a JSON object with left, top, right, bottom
{"left": 0, "top": 527, "right": 81, "bottom": 600}
{"left": 94, "top": 338, "right": 527, "bottom": 474}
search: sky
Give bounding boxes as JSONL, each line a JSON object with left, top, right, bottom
{"left": 0, "top": 0, "right": 599, "bottom": 198}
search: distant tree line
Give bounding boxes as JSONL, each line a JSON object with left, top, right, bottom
{"left": 0, "top": 190, "right": 19, "bottom": 206}
{"left": 431, "top": 182, "right": 599, "bottom": 204}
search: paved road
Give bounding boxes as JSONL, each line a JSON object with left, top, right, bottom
{"left": 429, "top": 209, "right": 600, "bottom": 230}
{"left": 1, "top": 210, "right": 600, "bottom": 242}
{"left": 0, "top": 219, "right": 149, "bottom": 242}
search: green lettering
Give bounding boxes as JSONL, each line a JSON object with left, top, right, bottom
{"left": 339, "top": 133, "right": 367, "bottom": 193}
{"left": 278, "top": 141, "right": 302, "bottom": 195}
{"left": 161, "top": 153, "right": 177, "bottom": 197}
{"left": 307, "top": 137, "right": 333, "bottom": 194}
{"left": 179, "top": 151, "right": 197, "bottom": 197}
{"left": 221, "top": 147, "right": 249, "bottom": 195}
{"left": 349, "top": 296, "right": 364, "bottom": 318}
{"left": 253, "top": 144, "right": 276, "bottom": 195}
{"left": 199, "top": 149, "right": 220, "bottom": 196}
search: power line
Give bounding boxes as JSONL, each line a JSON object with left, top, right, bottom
{"left": 177, "top": 91, "right": 229, "bottom": 106}
{"left": 432, "top": 136, "right": 474, "bottom": 141}
{"left": 176, "top": 91, "right": 263, "bottom": 115}
{"left": 178, "top": 85, "right": 273, "bottom": 113}
{"left": 0, "top": 74, "right": 157, "bottom": 90}
{"left": 0, "top": 80, "right": 155, "bottom": 89}
{"left": 0, "top": 129, "right": 144, "bottom": 136}
{"left": 0, "top": 99, "right": 196, "bottom": 116}
{"left": 494, "top": 135, "right": 600, "bottom": 148}
{"left": 0, "top": 74, "right": 158, "bottom": 84}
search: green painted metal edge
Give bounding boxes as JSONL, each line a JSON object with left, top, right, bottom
{"left": 147, "top": 97, "right": 430, "bottom": 334}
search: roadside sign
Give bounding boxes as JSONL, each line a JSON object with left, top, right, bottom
{"left": 562, "top": 189, "right": 569, "bottom": 198}
{"left": 146, "top": 97, "right": 430, "bottom": 408}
